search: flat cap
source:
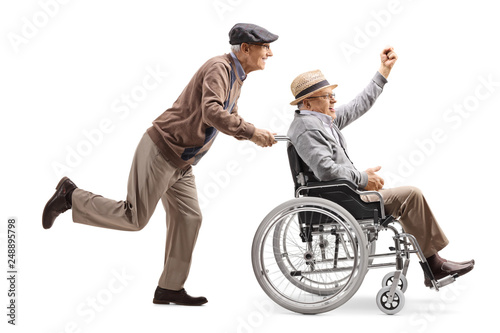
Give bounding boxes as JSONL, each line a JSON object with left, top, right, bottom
{"left": 229, "top": 23, "right": 279, "bottom": 45}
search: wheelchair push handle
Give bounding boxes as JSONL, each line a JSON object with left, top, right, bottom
{"left": 274, "top": 135, "right": 291, "bottom": 143}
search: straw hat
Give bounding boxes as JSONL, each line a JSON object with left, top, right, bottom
{"left": 290, "top": 70, "right": 337, "bottom": 105}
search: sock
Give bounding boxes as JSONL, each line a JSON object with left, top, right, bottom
{"left": 426, "top": 253, "right": 444, "bottom": 272}
{"left": 65, "top": 188, "right": 75, "bottom": 206}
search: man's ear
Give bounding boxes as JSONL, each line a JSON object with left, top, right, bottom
{"left": 241, "top": 42, "right": 251, "bottom": 54}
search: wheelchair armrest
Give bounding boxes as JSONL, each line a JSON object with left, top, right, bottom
{"left": 308, "top": 179, "right": 386, "bottom": 207}
{"left": 297, "top": 178, "right": 386, "bottom": 207}
{"left": 296, "top": 178, "right": 387, "bottom": 221}
{"left": 296, "top": 178, "right": 358, "bottom": 197}
{"left": 307, "top": 178, "right": 358, "bottom": 191}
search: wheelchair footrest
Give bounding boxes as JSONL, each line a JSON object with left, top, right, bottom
{"left": 431, "top": 274, "right": 459, "bottom": 290}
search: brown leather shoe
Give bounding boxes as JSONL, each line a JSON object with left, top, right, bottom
{"left": 446, "top": 259, "right": 475, "bottom": 266}
{"left": 153, "top": 287, "right": 207, "bottom": 306}
{"left": 434, "top": 253, "right": 475, "bottom": 266}
{"left": 424, "top": 261, "right": 474, "bottom": 287}
{"left": 42, "top": 177, "right": 77, "bottom": 229}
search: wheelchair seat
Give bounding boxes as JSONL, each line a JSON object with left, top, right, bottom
{"left": 286, "top": 143, "right": 386, "bottom": 222}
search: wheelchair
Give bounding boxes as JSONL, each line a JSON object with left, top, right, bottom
{"left": 251, "top": 136, "right": 458, "bottom": 315}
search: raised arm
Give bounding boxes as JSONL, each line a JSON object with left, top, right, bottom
{"left": 335, "top": 47, "right": 397, "bottom": 129}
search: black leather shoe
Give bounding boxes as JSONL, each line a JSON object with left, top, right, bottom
{"left": 42, "top": 177, "right": 77, "bottom": 229}
{"left": 153, "top": 287, "right": 207, "bottom": 306}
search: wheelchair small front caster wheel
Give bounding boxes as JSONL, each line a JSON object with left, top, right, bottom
{"left": 381, "top": 272, "right": 408, "bottom": 293}
{"left": 376, "top": 286, "right": 405, "bottom": 315}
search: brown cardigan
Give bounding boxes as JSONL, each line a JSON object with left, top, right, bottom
{"left": 147, "top": 53, "right": 255, "bottom": 168}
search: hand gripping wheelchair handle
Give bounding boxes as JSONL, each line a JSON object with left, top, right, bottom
{"left": 274, "top": 135, "right": 291, "bottom": 143}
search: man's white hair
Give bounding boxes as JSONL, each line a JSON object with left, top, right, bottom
{"left": 230, "top": 44, "right": 241, "bottom": 53}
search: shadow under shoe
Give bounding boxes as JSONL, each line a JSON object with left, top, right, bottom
{"left": 153, "top": 287, "right": 207, "bottom": 306}
{"left": 42, "top": 177, "right": 77, "bottom": 229}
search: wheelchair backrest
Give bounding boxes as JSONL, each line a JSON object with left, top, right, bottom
{"left": 286, "top": 143, "right": 318, "bottom": 191}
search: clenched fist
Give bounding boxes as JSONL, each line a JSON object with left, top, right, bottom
{"left": 379, "top": 46, "right": 398, "bottom": 78}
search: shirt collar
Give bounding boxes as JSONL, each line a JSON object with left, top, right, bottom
{"left": 299, "top": 110, "right": 333, "bottom": 126}
{"left": 230, "top": 52, "right": 247, "bottom": 81}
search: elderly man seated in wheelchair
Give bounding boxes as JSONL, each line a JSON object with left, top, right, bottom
{"left": 287, "top": 47, "right": 474, "bottom": 284}
{"left": 251, "top": 46, "right": 475, "bottom": 315}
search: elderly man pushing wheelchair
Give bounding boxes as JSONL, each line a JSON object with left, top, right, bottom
{"left": 287, "top": 46, "right": 474, "bottom": 287}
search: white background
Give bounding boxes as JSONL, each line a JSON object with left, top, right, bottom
{"left": 1, "top": 0, "right": 499, "bottom": 332}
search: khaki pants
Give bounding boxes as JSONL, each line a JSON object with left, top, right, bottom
{"left": 363, "top": 186, "right": 449, "bottom": 258}
{"left": 71, "top": 133, "right": 202, "bottom": 290}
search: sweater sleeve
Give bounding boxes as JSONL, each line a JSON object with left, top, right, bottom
{"left": 230, "top": 103, "right": 255, "bottom": 141}
{"left": 295, "top": 129, "right": 368, "bottom": 188}
{"left": 201, "top": 62, "right": 255, "bottom": 140}
{"left": 335, "top": 71, "right": 387, "bottom": 130}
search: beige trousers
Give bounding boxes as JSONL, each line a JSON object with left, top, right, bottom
{"left": 363, "top": 186, "right": 449, "bottom": 258}
{"left": 71, "top": 133, "right": 202, "bottom": 290}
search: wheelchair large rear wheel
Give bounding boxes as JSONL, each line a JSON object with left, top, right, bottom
{"left": 252, "top": 197, "right": 368, "bottom": 314}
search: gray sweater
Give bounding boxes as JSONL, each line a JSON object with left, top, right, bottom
{"left": 287, "top": 72, "right": 388, "bottom": 189}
